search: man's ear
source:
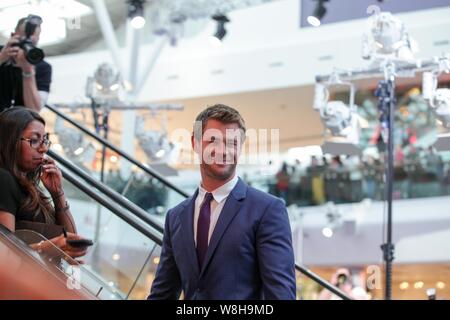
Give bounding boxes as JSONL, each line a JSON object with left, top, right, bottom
{"left": 191, "top": 134, "right": 200, "bottom": 155}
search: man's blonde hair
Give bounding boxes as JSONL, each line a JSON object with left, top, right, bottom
{"left": 193, "top": 104, "right": 246, "bottom": 140}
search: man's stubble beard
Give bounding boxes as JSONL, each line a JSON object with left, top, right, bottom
{"left": 202, "top": 162, "right": 237, "bottom": 181}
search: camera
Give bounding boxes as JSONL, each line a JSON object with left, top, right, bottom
{"left": 11, "top": 15, "right": 44, "bottom": 65}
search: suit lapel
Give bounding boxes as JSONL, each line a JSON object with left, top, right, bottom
{"left": 199, "top": 178, "right": 247, "bottom": 277}
{"left": 179, "top": 190, "right": 200, "bottom": 277}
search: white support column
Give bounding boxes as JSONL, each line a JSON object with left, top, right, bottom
{"left": 135, "top": 35, "right": 168, "bottom": 96}
{"left": 126, "top": 22, "right": 142, "bottom": 90}
{"left": 120, "top": 21, "right": 142, "bottom": 178}
{"left": 91, "top": 0, "right": 126, "bottom": 77}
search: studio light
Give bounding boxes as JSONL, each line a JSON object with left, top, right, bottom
{"left": 210, "top": 14, "right": 230, "bottom": 45}
{"left": 86, "top": 63, "right": 123, "bottom": 104}
{"left": 422, "top": 57, "right": 450, "bottom": 127}
{"left": 429, "top": 89, "right": 450, "bottom": 127}
{"left": 307, "top": 0, "right": 328, "bottom": 27}
{"left": 54, "top": 117, "right": 96, "bottom": 166}
{"left": 135, "top": 117, "right": 175, "bottom": 162}
{"left": 362, "top": 11, "right": 416, "bottom": 61}
{"left": 128, "top": 0, "right": 146, "bottom": 29}
{"left": 313, "top": 77, "right": 361, "bottom": 144}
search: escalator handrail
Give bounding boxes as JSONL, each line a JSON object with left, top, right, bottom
{"left": 49, "top": 150, "right": 164, "bottom": 234}
{"left": 59, "top": 165, "right": 164, "bottom": 247}
{"left": 295, "top": 264, "right": 352, "bottom": 300}
{"left": 44, "top": 103, "right": 189, "bottom": 198}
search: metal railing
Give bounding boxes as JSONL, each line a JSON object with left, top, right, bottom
{"left": 45, "top": 104, "right": 189, "bottom": 198}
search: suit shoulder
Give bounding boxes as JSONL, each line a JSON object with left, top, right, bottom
{"left": 166, "top": 196, "right": 193, "bottom": 217}
{"left": 246, "top": 185, "right": 284, "bottom": 206}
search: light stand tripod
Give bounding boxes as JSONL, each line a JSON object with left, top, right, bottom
{"left": 90, "top": 98, "right": 110, "bottom": 183}
{"left": 374, "top": 63, "right": 397, "bottom": 300}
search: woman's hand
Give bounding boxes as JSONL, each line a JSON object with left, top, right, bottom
{"left": 48, "top": 232, "right": 88, "bottom": 259}
{"left": 40, "top": 157, "right": 64, "bottom": 197}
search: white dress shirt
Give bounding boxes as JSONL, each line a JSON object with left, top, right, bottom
{"left": 193, "top": 175, "right": 239, "bottom": 246}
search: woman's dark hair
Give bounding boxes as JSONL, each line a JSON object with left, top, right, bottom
{"left": 0, "top": 107, "right": 54, "bottom": 223}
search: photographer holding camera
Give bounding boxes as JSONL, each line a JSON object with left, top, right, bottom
{"left": 0, "top": 15, "right": 51, "bottom": 113}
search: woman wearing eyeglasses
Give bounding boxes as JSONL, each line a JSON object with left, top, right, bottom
{"left": 0, "top": 107, "right": 87, "bottom": 259}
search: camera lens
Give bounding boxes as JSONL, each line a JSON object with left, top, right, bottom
{"left": 26, "top": 47, "right": 44, "bottom": 65}
{"left": 22, "top": 42, "right": 44, "bottom": 65}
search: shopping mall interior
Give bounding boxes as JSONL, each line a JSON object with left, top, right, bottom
{"left": 1, "top": 0, "right": 450, "bottom": 300}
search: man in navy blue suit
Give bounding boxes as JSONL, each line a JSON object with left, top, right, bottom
{"left": 148, "top": 104, "right": 296, "bottom": 300}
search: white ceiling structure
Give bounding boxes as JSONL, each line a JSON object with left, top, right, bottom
{"left": 2, "top": 1, "right": 450, "bottom": 152}
{"left": 0, "top": 0, "right": 278, "bottom": 56}
{"left": 39, "top": 1, "right": 450, "bottom": 153}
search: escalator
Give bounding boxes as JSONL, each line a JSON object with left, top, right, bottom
{"left": 1, "top": 158, "right": 164, "bottom": 299}
{"left": 2, "top": 104, "right": 352, "bottom": 300}
{"left": 1, "top": 224, "right": 100, "bottom": 300}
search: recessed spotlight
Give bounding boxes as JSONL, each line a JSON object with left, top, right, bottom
{"left": 307, "top": 0, "right": 328, "bottom": 27}
{"left": 322, "top": 227, "right": 333, "bottom": 238}
{"left": 399, "top": 282, "right": 409, "bottom": 290}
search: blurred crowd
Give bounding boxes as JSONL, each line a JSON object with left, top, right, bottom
{"left": 265, "top": 146, "right": 450, "bottom": 206}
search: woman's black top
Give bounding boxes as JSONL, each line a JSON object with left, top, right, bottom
{"left": 0, "top": 167, "right": 48, "bottom": 222}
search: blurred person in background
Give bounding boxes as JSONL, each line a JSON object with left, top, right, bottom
{"left": 318, "top": 268, "right": 369, "bottom": 300}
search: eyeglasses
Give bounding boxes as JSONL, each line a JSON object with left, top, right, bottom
{"left": 21, "top": 134, "right": 51, "bottom": 149}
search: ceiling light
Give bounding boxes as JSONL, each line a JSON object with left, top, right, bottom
{"left": 322, "top": 226, "right": 333, "bottom": 238}
{"left": 128, "top": 0, "right": 146, "bottom": 29}
{"left": 307, "top": 16, "right": 321, "bottom": 27}
{"left": 399, "top": 281, "right": 409, "bottom": 290}
{"left": 307, "top": 0, "right": 328, "bottom": 27}
{"left": 130, "top": 16, "right": 145, "bottom": 29}
{"left": 209, "top": 35, "right": 223, "bottom": 47}
{"left": 211, "top": 14, "right": 230, "bottom": 43}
